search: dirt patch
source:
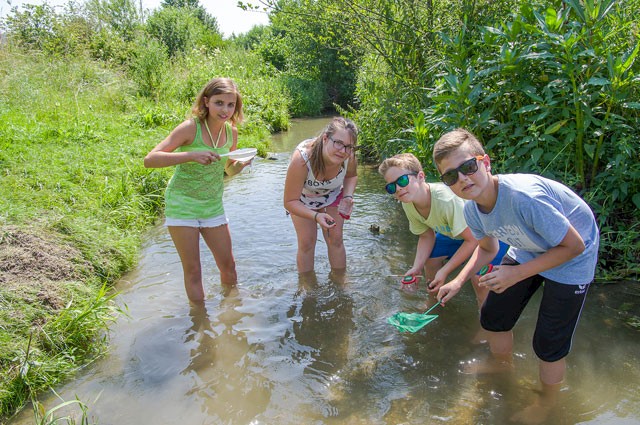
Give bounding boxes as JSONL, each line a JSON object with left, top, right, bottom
{"left": 0, "top": 226, "right": 90, "bottom": 311}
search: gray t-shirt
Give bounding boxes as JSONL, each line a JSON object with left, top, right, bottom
{"left": 463, "top": 174, "right": 599, "bottom": 285}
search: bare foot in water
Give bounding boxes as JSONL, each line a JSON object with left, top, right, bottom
{"left": 510, "top": 381, "right": 560, "bottom": 424}
{"left": 510, "top": 398, "right": 554, "bottom": 424}
{"left": 460, "top": 355, "right": 515, "bottom": 375}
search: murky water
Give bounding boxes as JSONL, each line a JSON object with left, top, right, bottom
{"left": 11, "top": 118, "right": 640, "bottom": 424}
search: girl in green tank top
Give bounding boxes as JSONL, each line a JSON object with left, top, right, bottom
{"left": 144, "top": 78, "right": 252, "bottom": 303}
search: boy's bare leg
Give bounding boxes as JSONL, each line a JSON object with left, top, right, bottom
{"left": 422, "top": 258, "right": 444, "bottom": 307}
{"left": 462, "top": 330, "right": 514, "bottom": 374}
{"left": 423, "top": 257, "right": 444, "bottom": 284}
{"left": 470, "top": 274, "right": 490, "bottom": 344}
{"left": 510, "top": 359, "right": 564, "bottom": 424}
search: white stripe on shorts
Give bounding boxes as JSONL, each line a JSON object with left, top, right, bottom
{"left": 164, "top": 214, "right": 228, "bottom": 228}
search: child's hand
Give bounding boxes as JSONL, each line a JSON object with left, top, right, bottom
{"left": 232, "top": 157, "right": 253, "bottom": 170}
{"left": 193, "top": 150, "right": 220, "bottom": 165}
{"left": 478, "top": 265, "right": 519, "bottom": 293}
{"left": 427, "top": 269, "right": 448, "bottom": 293}
{"left": 337, "top": 197, "right": 353, "bottom": 219}
{"left": 404, "top": 266, "right": 422, "bottom": 278}
{"left": 316, "top": 212, "right": 336, "bottom": 229}
{"left": 437, "top": 280, "right": 463, "bottom": 305}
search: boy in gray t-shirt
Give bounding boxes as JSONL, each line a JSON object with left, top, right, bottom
{"left": 432, "top": 128, "right": 599, "bottom": 424}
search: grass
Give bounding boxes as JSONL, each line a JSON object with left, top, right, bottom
{"left": 0, "top": 50, "right": 162, "bottom": 420}
{"left": 0, "top": 45, "right": 288, "bottom": 421}
{"left": 29, "top": 389, "right": 95, "bottom": 425}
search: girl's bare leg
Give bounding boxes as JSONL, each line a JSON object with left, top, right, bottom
{"left": 291, "top": 214, "right": 319, "bottom": 273}
{"left": 322, "top": 206, "right": 346, "bottom": 270}
{"left": 201, "top": 225, "right": 237, "bottom": 285}
{"left": 168, "top": 226, "right": 205, "bottom": 302}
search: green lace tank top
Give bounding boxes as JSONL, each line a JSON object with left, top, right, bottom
{"left": 164, "top": 120, "right": 231, "bottom": 219}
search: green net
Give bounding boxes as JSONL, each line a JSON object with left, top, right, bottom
{"left": 387, "top": 312, "right": 439, "bottom": 333}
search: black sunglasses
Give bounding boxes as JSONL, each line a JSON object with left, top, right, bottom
{"left": 385, "top": 173, "right": 418, "bottom": 194}
{"left": 439, "top": 156, "right": 485, "bottom": 186}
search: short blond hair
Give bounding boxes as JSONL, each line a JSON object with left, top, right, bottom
{"left": 378, "top": 153, "right": 423, "bottom": 176}
{"left": 433, "top": 128, "right": 485, "bottom": 166}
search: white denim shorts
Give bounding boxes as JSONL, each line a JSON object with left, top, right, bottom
{"left": 164, "top": 214, "right": 228, "bottom": 228}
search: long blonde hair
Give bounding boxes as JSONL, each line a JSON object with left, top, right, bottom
{"left": 191, "top": 77, "right": 244, "bottom": 124}
{"left": 309, "top": 117, "right": 358, "bottom": 177}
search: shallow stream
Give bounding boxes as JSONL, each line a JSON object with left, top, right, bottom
{"left": 11, "top": 118, "right": 640, "bottom": 424}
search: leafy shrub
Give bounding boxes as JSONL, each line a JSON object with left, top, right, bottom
{"left": 282, "top": 76, "right": 325, "bottom": 117}
{"left": 145, "top": 6, "right": 222, "bottom": 58}
{"left": 2, "top": 4, "right": 66, "bottom": 54}
{"left": 355, "top": 0, "right": 639, "bottom": 276}
{"left": 84, "top": 0, "right": 142, "bottom": 43}
{"left": 128, "top": 36, "right": 169, "bottom": 98}
{"left": 350, "top": 54, "right": 425, "bottom": 162}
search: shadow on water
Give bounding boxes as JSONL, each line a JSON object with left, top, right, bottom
{"left": 9, "top": 117, "right": 640, "bottom": 425}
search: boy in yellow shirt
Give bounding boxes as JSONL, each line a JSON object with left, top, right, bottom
{"left": 379, "top": 154, "right": 507, "bottom": 338}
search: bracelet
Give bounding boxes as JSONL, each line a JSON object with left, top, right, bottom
{"left": 343, "top": 195, "right": 353, "bottom": 199}
{"left": 313, "top": 212, "right": 319, "bottom": 222}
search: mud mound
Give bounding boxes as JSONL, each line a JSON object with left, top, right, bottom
{"left": 0, "top": 226, "right": 89, "bottom": 310}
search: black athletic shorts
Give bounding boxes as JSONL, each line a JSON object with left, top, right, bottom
{"left": 480, "top": 256, "right": 590, "bottom": 362}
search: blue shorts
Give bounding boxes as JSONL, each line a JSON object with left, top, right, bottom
{"left": 430, "top": 233, "right": 508, "bottom": 266}
{"left": 480, "top": 256, "right": 590, "bottom": 362}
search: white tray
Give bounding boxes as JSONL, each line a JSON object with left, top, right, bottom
{"left": 220, "top": 148, "right": 258, "bottom": 161}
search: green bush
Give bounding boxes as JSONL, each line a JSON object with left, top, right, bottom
{"left": 145, "top": 6, "right": 222, "bottom": 58}
{"left": 282, "top": 76, "right": 326, "bottom": 117}
{"left": 2, "top": 4, "right": 68, "bottom": 54}
{"left": 350, "top": 54, "right": 424, "bottom": 162}
{"left": 128, "top": 36, "right": 169, "bottom": 98}
{"left": 84, "top": 0, "right": 142, "bottom": 43}
{"left": 354, "top": 0, "right": 639, "bottom": 276}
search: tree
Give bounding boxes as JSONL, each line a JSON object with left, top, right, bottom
{"left": 85, "top": 0, "right": 143, "bottom": 42}
{"left": 146, "top": 6, "right": 222, "bottom": 57}
{"left": 160, "top": 0, "right": 220, "bottom": 34}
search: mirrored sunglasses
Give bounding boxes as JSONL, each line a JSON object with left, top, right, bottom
{"left": 385, "top": 173, "right": 417, "bottom": 194}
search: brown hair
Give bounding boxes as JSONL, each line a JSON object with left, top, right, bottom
{"left": 191, "top": 77, "right": 244, "bottom": 124}
{"left": 433, "top": 128, "right": 485, "bottom": 167}
{"left": 308, "top": 117, "right": 358, "bottom": 178}
{"left": 378, "top": 153, "right": 423, "bottom": 176}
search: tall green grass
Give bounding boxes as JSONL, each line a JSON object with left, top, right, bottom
{"left": 0, "top": 48, "right": 162, "bottom": 419}
{"left": 0, "top": 43, "right": 291, "bottom": 420}
{"left": 31, "top": 392, "right": 94, "bottom": 425}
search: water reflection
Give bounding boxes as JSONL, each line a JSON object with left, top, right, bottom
{"left": 281, "top": 271, "right": 355, "bottom": 419}
{"left": 182, "top": 288, "right": 270, "bottom": 424}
